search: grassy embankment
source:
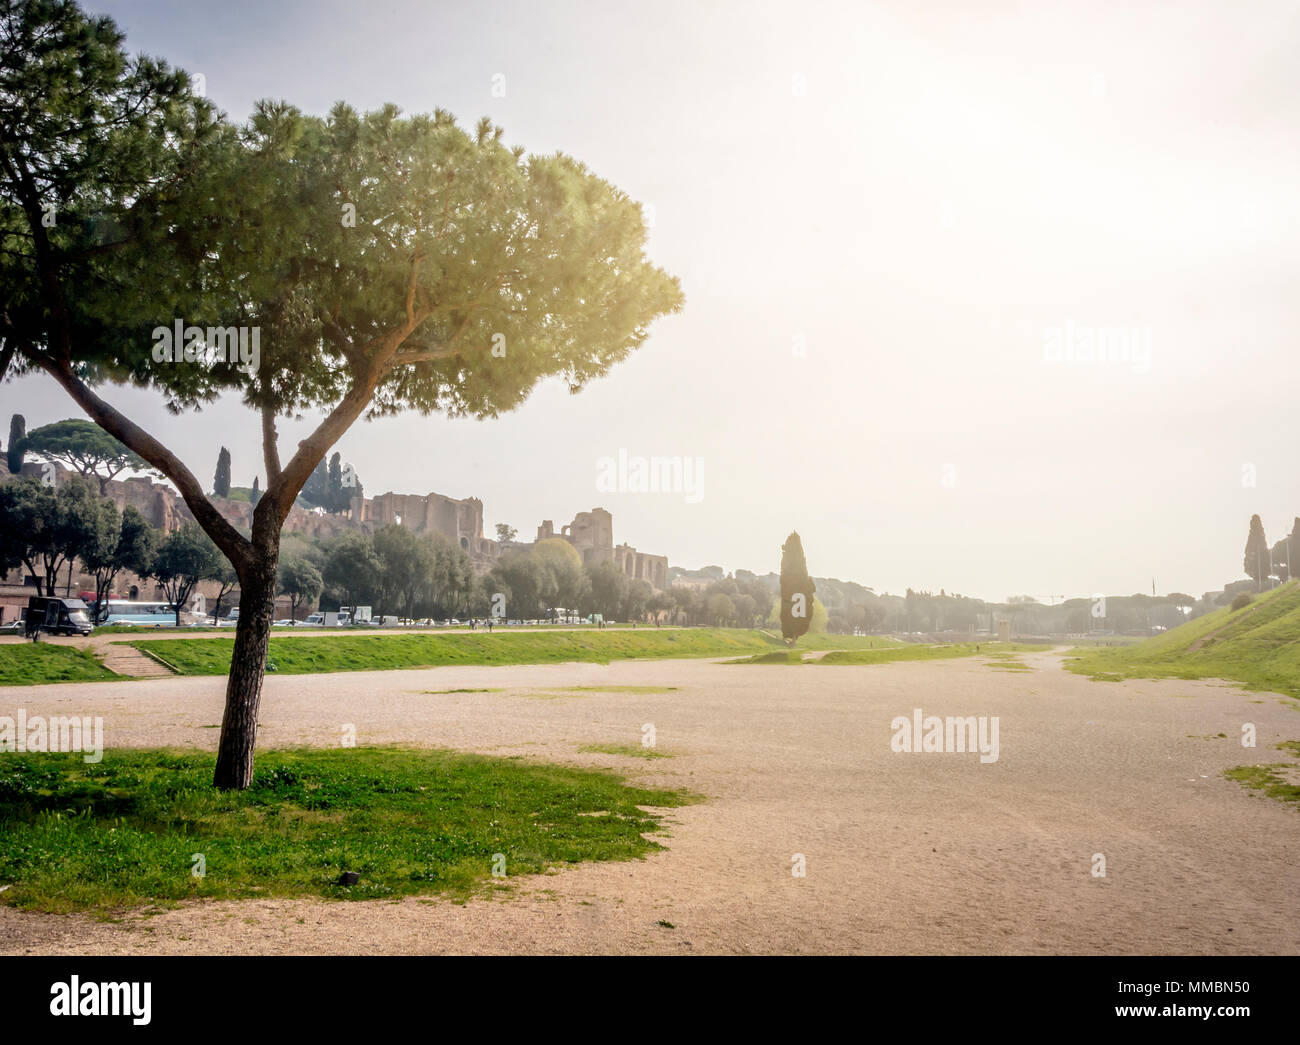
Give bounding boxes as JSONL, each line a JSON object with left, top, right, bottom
{"left": 0, "top": 746, "right": 697, "bottom": 912}
{"left": 1064, "top": 581, "right": 1300, "bottom": 702}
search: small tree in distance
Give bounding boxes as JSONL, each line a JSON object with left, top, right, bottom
{"left": 81, "top": 504, "right": 155, "bottom": 613}
{"left": 780, "top": 532, "right": 816, "bottom": 646}
{"left": 152, "top": 525, "right": 222, "bottom": 626}
{"left": 208, "top": 559, "right": 239, "bottom": 624}
{"left": 1290, "top": 518, "right": 1300, "bottom": 586}
{"left": 22, "top": 419, "right": 148, "bottom": 494}
{"left": 6, "top": 414, "right": 24, "bottom": 474}
{"left": 278, "top": 558, "right": 323, "bottom": 624}
{"left": 1243, "top": 514, "right": 1270, "bottom": 592}
{"left": 213, "top": 447, "right": 231, "bottom": 498}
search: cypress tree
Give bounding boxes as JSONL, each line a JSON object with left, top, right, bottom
{"left": 328, "top": 452, "right": 343, "bottom": 512}
{"left": 213, "top": 446, "right": 231, "bottom": 498}
{"left": 6, "top": 414, "right": 25, "bottom": 473}
{"left": 780, "top": 531, "right": 816, "bottom": 645}
{"left": 1243, "top": 514, "right": 1270, "bottom": 592}
{"left": 1290, "top": 518, "right": 1300, "bottom": 586}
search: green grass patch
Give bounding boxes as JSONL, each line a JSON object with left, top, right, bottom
{"left": 728, "top": 650, "right": 809, "bottom": 664}
{"left": 0, "top": 643, "right": 117, "bottom": 686}
{"left": 1223, "top": 764, "right": 1300, "bottom": 807}
{"left": 124, "top": 628, "right": 898, "bottom": 678}
{"left": 0, "top": 746, "right": 698, "bottom": 913}
{"left": 730, "top": 641, "right": 1047, "bottom": 667}
{"left": 578, "top": 743, "right": 671, "bottom": 760}
{"left": 1065, "top": 582, "right": 1300, "bottom": 700}
{"left": 981, "top": 650, "right": 1035, "bottom": 671}
{"left": 508, "top": 686, "right": 678, "bottom": 701}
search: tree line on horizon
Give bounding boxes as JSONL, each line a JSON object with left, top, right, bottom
{"left": 7, "top": 421, "right": 1282, "bottom": 638}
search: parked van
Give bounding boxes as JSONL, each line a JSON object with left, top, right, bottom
{"left": 24, "top": 596, "right": 94, "bottom": 637}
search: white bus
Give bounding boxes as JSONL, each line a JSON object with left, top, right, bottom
{"left": 99, "top": 600, "right": 178, "bottom": 626}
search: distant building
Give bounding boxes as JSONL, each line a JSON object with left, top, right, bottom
{"left": 537, "top": 508, "right": 668, "bottom": 589}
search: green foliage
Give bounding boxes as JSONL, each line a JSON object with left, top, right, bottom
{"left": 707, "top": 592, "right": 735, "bottom": 626}
{"left": 0, "top": 746, "right": 696, "bottom": 911}
{"left": 779, "top": 532, "right": 816, "bottom": 644}
{"left": 213, "top": 446, "right": 231, "bottom": 498}
{"left": 322, "top": 529, "right": 381, "bottom": 607}
{"left": 70, "top": 493, "right": 118, "bottom": 605}
{"left": 0, "top": 0, "right": 223, "bottom": 390}
{"left": 6, "top": 414, "right": 24, "bottom": 473}
{"left": 489, "top": 548, "right": 558, "bottom": 620}
{"left": 300, "top": 458, "right": 331, "bottom": 510}
{"left": 371, "top": 524, "right": 431, "bottom": 615}
{"left": 277, "top": 557, "right": 323, "bottom": 620}
{"left": 150, "top": 523, "right": 222, "bottom": 623}
{"left": 0, "top": 475, "right": 103, "bottom": 594}
{"left": 21, "top": 419, "right": 146, "bottom": 492}
{"left": 584, "top": 559, "right": 629, "bottom": 620}
{"left": 1244, "top": 514, "right": 1270, "bottom": 591}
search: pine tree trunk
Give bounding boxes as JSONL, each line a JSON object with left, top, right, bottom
{"left": 213, "top": 547, "right": 278, "bottom": 790}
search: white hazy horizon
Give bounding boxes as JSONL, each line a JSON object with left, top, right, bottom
{"left": 4, "top": 0, "right": 1298, "bottom": 602}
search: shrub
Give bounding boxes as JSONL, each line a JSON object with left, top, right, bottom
{"left": 1230, "top": 592, "right": 1253, "bottom": 611}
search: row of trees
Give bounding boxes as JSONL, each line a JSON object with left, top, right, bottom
{"left": 1243, "top": 514, "right": 1300, "bottom": 592}
{"left": 296, "top": 530, "right": 699, "bottom": 624}
{"left": 291, "top": 530, "right": 786, "bottom": 627}
{"left": 0, "top": 472, "right": 787, "bottom": 631}
{"left": 211, "top": 445, "right": 365, "bottom": 513}
{"left": 0, "top": 475, "right": 240, "bottom": 625}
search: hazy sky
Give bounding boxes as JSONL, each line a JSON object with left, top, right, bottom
{"left": 7, "top": 0, "right": 1298, "bottom": 600}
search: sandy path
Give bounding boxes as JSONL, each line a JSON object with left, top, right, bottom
{"left": 2, "top": 650, "right": 1297, "bottom": 955}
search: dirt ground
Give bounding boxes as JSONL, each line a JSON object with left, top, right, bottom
{"left": 2, "top": 649, "right": 1297, "bottom": 954}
